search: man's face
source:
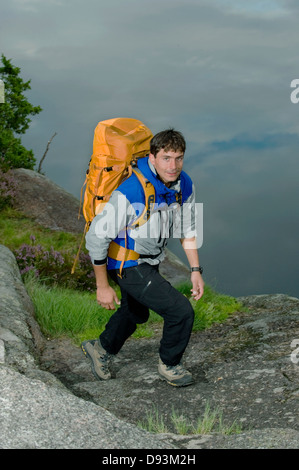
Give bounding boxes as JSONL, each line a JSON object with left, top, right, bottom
{"left": 149, "top": 148, "right": 184, "bottom": 186}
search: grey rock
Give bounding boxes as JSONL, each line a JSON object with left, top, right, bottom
{"left": 9, "top": 168, "right": 86, "bottom": 233}
{"left": 0, "top": 244, "right": 173, "bottom": 449}
{"left": 0, "top": 339, "right": 4, "bottom": 364}
{"left": 0, "top": 365, "right": 172, "bottom": 449}
{"left": 40, "top": 292, "right": 299, "bottom": 449}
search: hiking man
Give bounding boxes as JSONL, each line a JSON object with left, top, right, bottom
{"left": 82, "top": 129, "right": 204, "bottom": 387}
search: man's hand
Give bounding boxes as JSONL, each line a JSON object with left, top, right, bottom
{"left": 97, "top": 285, "right": 121, "bottom": 310}
{"left": 180, "top": 237, "right": 204, "bottom": 301}
{"left": 93, "top": 264, "right": 121, "bottom": 310}
{"left": 190, "top": 272, "right": 204, "bottom": 301}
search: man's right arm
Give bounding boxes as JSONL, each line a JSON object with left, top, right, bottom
{"left": 93, "top": 264, "right": 120, "bottom": 310}
{"left": 86, "top": 191, "right": 135, "bottom": 310}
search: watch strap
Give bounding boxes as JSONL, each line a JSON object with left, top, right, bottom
{"left": 191, "top": 266, "right": 203, "bottom": 274}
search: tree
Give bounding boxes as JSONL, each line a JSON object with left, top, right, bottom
{"left": 0, "top": 54, "right": 42, "bottom": 170}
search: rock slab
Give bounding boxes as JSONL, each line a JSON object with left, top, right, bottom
{"left": 0, "top": 244, "right": 173, "bottom": 449}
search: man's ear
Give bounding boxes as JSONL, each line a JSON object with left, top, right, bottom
{"left": 148, "top": 153, "right": 155, "bottom": 166}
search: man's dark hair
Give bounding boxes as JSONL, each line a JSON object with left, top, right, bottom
{"left": 150, "top": 128, "right": 186, "bottom": 156}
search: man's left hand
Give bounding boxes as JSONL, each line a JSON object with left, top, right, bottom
{"left": 190, "top": 272, "right": 204, "bottom": 300}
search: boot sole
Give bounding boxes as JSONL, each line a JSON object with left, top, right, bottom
{"left": 158, "top": 372, "right": 194, "bottom": 387}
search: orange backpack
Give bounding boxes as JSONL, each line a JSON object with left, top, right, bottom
{"left": 72, "top": 118, "right": 155, "bottom": 274}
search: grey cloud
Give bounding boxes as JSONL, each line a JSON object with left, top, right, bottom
{"left": 1, "top": 0, "right": 299, "bottom": 297}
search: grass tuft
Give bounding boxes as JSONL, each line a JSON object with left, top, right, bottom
{"left": 137, "top": 402, "right": 243, "bottom": 436}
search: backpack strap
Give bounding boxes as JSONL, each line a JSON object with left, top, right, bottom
{"left": 130, "top": 167, "right": 155, "bottom": 228}
{"left": 108, "top": 240, "right": 140, "bottom": 263}
{"left": 71, "top": 221, "right": 89, "bottom": 274}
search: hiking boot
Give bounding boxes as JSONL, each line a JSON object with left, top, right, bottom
{"left": 158, "top": 358, "right": 194, "bottom": 387}
{"left": 81, "top": 339, "right": 111, "bottom": 380}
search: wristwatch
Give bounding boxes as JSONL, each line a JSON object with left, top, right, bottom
{"left": 191, "top": 266, "right": 203, "bottom": 274}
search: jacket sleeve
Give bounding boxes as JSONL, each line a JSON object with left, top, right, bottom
{"left": 85, "top": 190, "right": 136, "bottom": 265}
{"left": 179, "top": 183, "right": 198, "bottom": 240}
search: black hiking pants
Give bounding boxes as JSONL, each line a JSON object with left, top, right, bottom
{"left": 99, "top": 263, "right": 194, "bottom": 366}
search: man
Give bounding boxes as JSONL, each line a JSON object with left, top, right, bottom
{"left": 82, "top": 129, "right": 204, "bottom": 387}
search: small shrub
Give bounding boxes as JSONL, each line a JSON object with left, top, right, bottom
{"left": 14, "top": 235, "right": 96, "bottom": 291}
{"left": 0, "top": 167, "right": 18, "bottom": 210}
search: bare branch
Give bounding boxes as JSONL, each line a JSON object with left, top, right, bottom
{"left": 37, "top": 132, "right": 57, "bottom": 173}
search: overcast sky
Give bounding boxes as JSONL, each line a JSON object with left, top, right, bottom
{"left": 1, "top": 0, "right": 299, "bottom": 298}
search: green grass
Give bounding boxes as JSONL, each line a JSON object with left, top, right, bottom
{"left": 137, "top": 406, "right": 169, "bottom": 434}
{"left": 25, "top": 273, "right": 243, "bottom": 345}
{"left": 0, "top": 206, "right": 81, "bottom": 252}
{"left": 24, "top": 273, "right": 165, "bottom": 344}
{"left": 24, "top": 273, "right": 113, "bottom": 345}
{"left": 189, "top": 284, "right": 243, "bottom": 331}
{"left": 137, "top": 402, "right": 243, "bottom": 435}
